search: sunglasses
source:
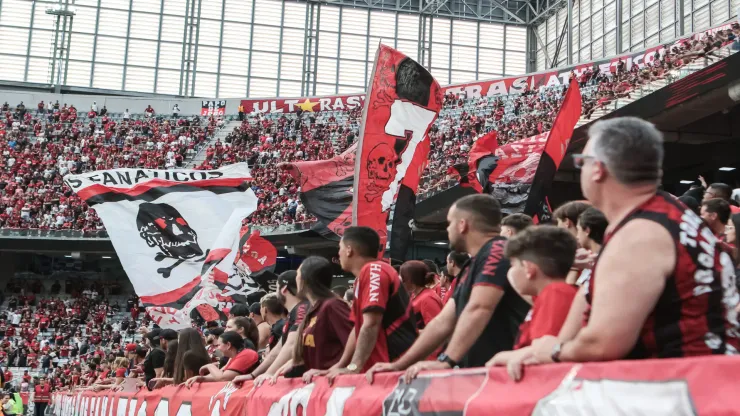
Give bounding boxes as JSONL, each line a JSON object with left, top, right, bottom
{"left": 571, "top": 153, "right": 597, "bottom": 169}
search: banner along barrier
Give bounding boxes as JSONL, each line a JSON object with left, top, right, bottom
{"left": 240, "top": 21, "right": 737, "bottom": 114}
{"left": 52, "top": 356, "right": 740, "bottom": 416}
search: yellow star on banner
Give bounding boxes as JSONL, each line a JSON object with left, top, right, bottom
{"left": 296, "top": 98, "right": 318, "bottom": 112}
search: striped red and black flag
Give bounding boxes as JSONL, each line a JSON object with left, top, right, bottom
{"left": 450, "top": 79, "right": 581, "bottom": 219}
{"left": 354, "top": 44, "right": 443, "bottom": 259}
{"left": 281, "top": 144, "right": 356, "bottom": 240}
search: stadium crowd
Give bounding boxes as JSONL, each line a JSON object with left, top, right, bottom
{"left": 2, "top": 118, "right": 740, "bottom": 416}
{"left": 0, "top": 24, "right": 737, "bottom": 232}
{"left": 0, "top": 102, "right": 222, "bottom": 232}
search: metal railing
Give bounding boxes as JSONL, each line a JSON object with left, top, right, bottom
{"left": 0, "top": 228, "right": 109, "bottom": 239}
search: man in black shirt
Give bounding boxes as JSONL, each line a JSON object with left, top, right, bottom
{"left": 260, "top": 294, "right": 287, "bottom": 350}
{"left": 142, "top": 329, "right": 174, "bottom": 389}
{"left": 367, "top": 194, "right": 530, "bottom": 381}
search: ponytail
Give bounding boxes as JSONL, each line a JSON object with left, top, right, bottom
{"left": 399, "top": 261, "right": 432, "bottom": 289}
{"left": 424, "top": 272, "right": 437, "bottom": 287}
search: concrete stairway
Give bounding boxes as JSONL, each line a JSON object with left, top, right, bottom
{"left": 188, "top": 119, "right": 242, "bottom": 167}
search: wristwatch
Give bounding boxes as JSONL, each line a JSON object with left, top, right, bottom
{"left": 551, "top": 342, "right": 563, "bottom": 363}
{"left": 436, "top": 353, "right": 458, "bottom": 369}
{"left": 346, "top": 363, "right": 359, "bottom": 373}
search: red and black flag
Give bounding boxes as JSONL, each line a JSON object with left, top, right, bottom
{"left": 281, "top": 144, "right": 356, "bottom": 239}
{"left": 449, "top": 80, "right": 581, "bottom": 218}
{"left": 450, "top": 131, "right": 500, "bottom": 193}
{"left": 353, "top": 45, "right": 443, "bottom": 258}
{"left": 522, "top": 78, "right": 582, "bottom": 223}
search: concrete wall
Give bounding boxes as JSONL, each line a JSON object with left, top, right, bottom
{"left": 0, "top": 90, "right": 239, "bottom": 116}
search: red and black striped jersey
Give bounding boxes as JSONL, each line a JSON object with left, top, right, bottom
{"left": 587, "top": 191, "right": 740, "bottom": 358}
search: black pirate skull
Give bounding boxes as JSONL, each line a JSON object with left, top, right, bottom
{"left": 365, "top": 143, "right": 398, "bottom": 201}
{"left": 137, "top": 202, "right": 203, "bottom": 261}
{"left": 367, "top": 143, "right": 398, "bottom": 183}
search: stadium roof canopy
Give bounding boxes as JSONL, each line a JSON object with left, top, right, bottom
{"left": 307, "top": 0, "right": 566, "bottom": 25}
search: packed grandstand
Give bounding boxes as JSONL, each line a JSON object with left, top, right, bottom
{"left": 0, "top": 24, "right": 737, "bottom": 233}
{"left": 0, "top": 13, "right": 739, "bottom": 416}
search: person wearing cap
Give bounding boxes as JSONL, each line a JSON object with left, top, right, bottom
{"left": 142, "top": 329, "right": 172, "bottom": 388}
{"left": 248, "top": 302, "right": 272, "bottom": 350}
{"left": 234, "top": 270, "right": 308, "bottom": 385}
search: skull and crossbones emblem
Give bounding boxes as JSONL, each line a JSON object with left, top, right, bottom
{"left": 137, "top": 202, "right": 205, "bottom": 278}
{"left": 365, "top": 143, "right": 399, "bottom": 202}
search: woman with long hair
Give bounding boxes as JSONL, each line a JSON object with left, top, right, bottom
{"left": 149, "top": 339, "right": 179, "bottom": 389}
{"left": 184, "top": 331, "right": 259, "bottom": 387}
{"left": 173, "top": 328, "right": 210, "bottom": 385}
{"left": 286, "top": 257, "right": 352, "bottom": 383}
{"left": 225, "top": 317, "right": 260, "bottom": 351}
{"left": 237, "top": 257, "right": 352, "bottom": 386}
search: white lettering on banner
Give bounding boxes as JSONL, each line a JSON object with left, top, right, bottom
{"left": 545, "top": 75, "right": 560, "bottom": 87}
{"left": 320, "top": 98, "right": 331, "bottom": 111}
{"left": 209, "top": 383, "right": 238, "bottom": 415}
{"left": 487, "top": 82, "right": 507, "bottom": 96}
{"left": 510, "top": 77, "right": 528, "bottom": 94}
{"left": 101, "top": 397, "right": 109, "bottom": 416}
{"left": 137, "top": 401, "right": 147, "bottom": 416}
{"left": 175, "top": 403, "right": 192, "bottom": 416}
{"left": 267, "top": 384, "right": 316, "bottom": 416}
{"left": 118, "top": 398, "right": 132, "bottom": 416}
{"left": 81, "top": 397, "right": 89, "bottom": 416}
{"left": 325, "top": 387, "right": 356, "bottom": 416}
{"left": 369, "top": 263, "right": 383, "bottom": 303}
{"left": 285, "top": 100, "right": 299, "bottom": 112}
{"left": 153, "top": 399, "right": 169, "bottom": 416}
{"left": 253, "top": 101, "right": 279, "bottom": 113}
{"left": 381, "top": 100, "right": 437, "bottom": 212}
{"left": 347, "top": 96, "right": 362, "bottom": 108}
{"left": 334, "top": 98, "right": 345, "bottom": 110}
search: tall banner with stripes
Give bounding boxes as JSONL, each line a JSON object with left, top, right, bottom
{"left": 64, "top": 164, "right": 259, "bottom": 328}
{"left": 353, "top": 44, "right": 442, "bottom": 257}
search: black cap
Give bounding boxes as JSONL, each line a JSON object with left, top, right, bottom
{"left": 159, "top": 329, "right": 178, "bottom": 342}
{"left": 249, "top": 302, "right": 262, "bottom": 315}
{"left": 145, "top": 328, "right": 161, "bottom": 344}
{"left": 278, "top": 270, "right": 297, "bottom": 293}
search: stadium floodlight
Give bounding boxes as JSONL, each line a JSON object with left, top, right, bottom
{"left": 45, "top": 4, "right": 76, "bottom": 16}
{"left": 719, "top": 167, "right": 736, "bottom": 171}
{"left": 434, "top": 241, "right": 448, "bottom": 245}
{"left": 679, "top": 180, "right": 695, "bottom": 184}
{"left": 277, "top": 256, "right": 286, "bottom": 259}
{"left": 102, "top": 256, "right": 112, "bottom": 259}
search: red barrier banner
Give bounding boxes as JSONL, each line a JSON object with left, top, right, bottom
{"left": 239, "top": 21, "right": 734, "bottom": 115}
{"left": 52, "top": 356, "right": 740, "bottom": 416}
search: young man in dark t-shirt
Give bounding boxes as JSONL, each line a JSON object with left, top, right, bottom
{"left": 305, "top": 226, "right": 416, "bottom": 383}
{"left": 260, "top": 294, "right": 286, "bottom": 350}
{"left": 367, "top": 194, "right": 530, "bottom": 382}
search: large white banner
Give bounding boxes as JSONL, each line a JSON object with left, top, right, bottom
{"left": 64, "top": 164, "right": 259, "bottom": 328}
